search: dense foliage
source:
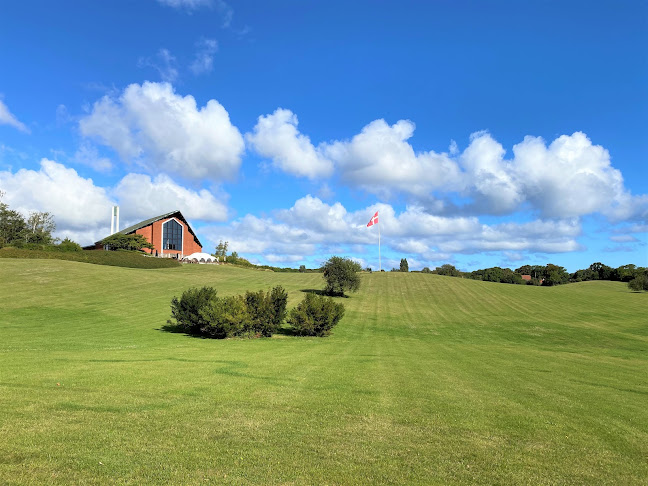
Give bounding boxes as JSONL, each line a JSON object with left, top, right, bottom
{"left": 423, "top": 261, "right": 645, "bottom": 290}
{"left": 100, "top": 233, "right": 155, "bottom": 251}
{"left": 169, "top": 285, "right": 289, "bottom": 338}
{"left": 287, "top": 293, "right": 346, "bottom": 337}
{"left": 628, "top": 272, "right": 648, "bottom": 291}
{"left": 0, "top": 192, "right": 56, "bottom": 247}
{"left": 322, "top": 256, "right": 362, "bottom": 296}
{"left": 400, "top": 258, "right": 409, "bottom": 272}
{"left": 0, "top": 247, "right": 180, "bottom": 268}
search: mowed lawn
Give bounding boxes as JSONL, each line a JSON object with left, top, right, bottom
{"left": 0, "top": 260, "right": 646, "bottom": 485}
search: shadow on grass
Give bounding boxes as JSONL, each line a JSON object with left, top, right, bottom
{"left": 157, "top": 323, "right": 211, "bottom": 339}
{"left": 300, "top": 288, "right": 349, "bottom": 298}
{"left": 275, "top": 325, "right": 298, "bottom": 336}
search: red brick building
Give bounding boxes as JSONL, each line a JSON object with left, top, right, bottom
{"left": 93, "top": 210, "right": 202, "bottom": 258}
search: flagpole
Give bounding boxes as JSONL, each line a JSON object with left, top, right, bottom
{"left": 378, "top": 218, "right": 381, "bottom": 272}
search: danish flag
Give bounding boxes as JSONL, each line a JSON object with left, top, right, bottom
{"left": 367, "top": 211, "right": 379, "bottom": 227}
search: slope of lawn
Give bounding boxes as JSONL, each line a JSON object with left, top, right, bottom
{"left": 0, "top": 259, "right": 646, "bottom": 485}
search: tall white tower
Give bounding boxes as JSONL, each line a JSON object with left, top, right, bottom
{"left": 110, "top": 206, "right": 120, "bottom": 235}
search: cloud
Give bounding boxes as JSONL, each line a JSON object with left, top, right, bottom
{"left": 0, "top": 159, "right": 113, "bottom": 231}
{"left": 74, "top": 143, "right": 113, "bottom": 172}
{"left": 190, "top": 38, "right": 218, "bottom": 75}
{"left": 157, "top": 0, "right": 233, "bottom": 27}
{"left": 114, "top": 173, "right": 228, "bottom": 223}
{"left": 609, "top": 234, "right": 639, "bottom": 243}
{"left": 156, "top": 0, "right": 213, "bottom": 10}
{"left": 202, "top": 195, "right": 582, "bottom": 267}
{"left": 0, "top": 159, "right": 229, "bottom": 244}
{"left": 254, "top": 109, "right": 645, "bottom": 222}
{"left": 79, "top": 82, "right": 244, "bottom": 181}
{"left": 247, "top": 109, "right": 334, "bottom": 179}
{"left": 510, "top": 132, "right": 631, "bottom": 219}
{"left": 138, "top": 48, "right": 178, "bottom": 83}
{"left": 0, "top": 99, "right": 29, "bottom": 133}
{"left": 325, "top": 119, "right": 464, "bottom": 197}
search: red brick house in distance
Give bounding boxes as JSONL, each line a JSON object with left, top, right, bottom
{"left": 92, "top": 210, "right": 202, "bottom": 258}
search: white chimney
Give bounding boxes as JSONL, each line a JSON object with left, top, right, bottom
{"left": 110, "top": 206, "right": 120, "bottom": 235}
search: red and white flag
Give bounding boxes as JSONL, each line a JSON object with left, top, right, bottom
{"left": 367, "top": 211, "right": 379, "bottom": 227}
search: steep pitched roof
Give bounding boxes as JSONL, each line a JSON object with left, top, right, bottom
{"left": 97, "top": 210, "right": 203, "bottom": 247}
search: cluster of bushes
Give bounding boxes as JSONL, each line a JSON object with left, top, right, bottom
{"left": 169, "top": 286, "right": 345, "bottom": 338}
{"left": 0, "top": 247, "right": 180, "bottom": 269}
{"left": 418, "top": 261, "right": 647, "bottom": 290}
{"left": 100, "top": 233, "right": 154, "bottom": 251}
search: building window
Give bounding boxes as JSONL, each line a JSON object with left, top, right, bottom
{"left": 163, "top": 219, "right": 183, "bottom": 251}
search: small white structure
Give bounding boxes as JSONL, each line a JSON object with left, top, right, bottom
{"left": 182, "top": 252, "right": 217, "bottom": 264}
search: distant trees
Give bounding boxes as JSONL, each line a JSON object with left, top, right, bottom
{"left": 421, "top": 267, "right": 432, "bottom": 273}
{"left": 215, "top": 240, "right": 229, "bottom": 261}
{"left": 400, "top": 258, "right": 409, "bottom": 272}
{"left": 0, "top": 192, "right": 57, "bottom": 247}
{"left": 100, "top": 233, "right": 154, "bottom": 251}
{"left": 435, "top": 264, "right": 461, "bottom": 277}
{"left": 322, "top": 256, "right": 362, "bottom": 296}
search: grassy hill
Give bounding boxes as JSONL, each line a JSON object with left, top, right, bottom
{"left": 0, "top": 259, "right": 646, "bottom": 485}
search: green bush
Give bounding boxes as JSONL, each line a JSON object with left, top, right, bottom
{"left": 58, "top": 238, "right": 82, "bottom": 252}
{"left": 170, "top": 287, "right": 218, "bottom": 335}
{"left": 322, "top": 256, "right": 361, "bottom": 296}
{"left": 288, "top": 293, "right": 345, "bottom": 337}
{"left": 199, "top": 294, "right": 251, "bottom": 338}
{"left": 628, "top": 274, "right": 648, "bottom": 292}
{"left": 169, "top": 285, "right": 288, "bottom": 339}
{"left": 100, "top": 233, "right": 154, "bottom": 251}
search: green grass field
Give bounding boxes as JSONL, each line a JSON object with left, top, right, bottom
{"left": 1, "top": 259, "right": 646, "bottom": 485}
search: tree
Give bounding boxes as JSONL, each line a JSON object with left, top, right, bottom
{"left": 215, "top": 240, "right": 229, "bottom": 261}
{"left": 24, "top": 211, "right": 56, "bottom": 244}
{"left": 400, "top": 258, "right": 409, "bottom": 272}
{"left": 299, "top": 265, "right": 306, "bottom": 273}
{"left": 628, "top": 274, "right": 648, "bottom": 292}
{"left": 543, "top": 264, "right": 569, "bottom": 286}
{"left": 421, "top": 267, "right": 431, "bottom": 273}
{"left": 436, "top": 264, "right": 460, "bottom": 277}
{"left": 322, "top": 256, "right": 361, "bottom": 296}
{"left": 100, "top": 233, "right": 154, "bottom": 251}
{"left": 0, "top": 198, "right": 27, "bottom": 246}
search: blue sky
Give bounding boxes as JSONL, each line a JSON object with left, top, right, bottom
{"left": 0, "top": 0, "right": 646, "bottom": 271}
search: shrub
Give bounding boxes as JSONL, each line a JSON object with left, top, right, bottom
{"left": 322, "top": 256, "right": 361, "bottom": 296}
{"left": 169, "top": 285, "right": 288, "bottom": 338}
{"left": 268, "top": 285, "right": 288, "bottom": 330}
{"left": 288, "top": 293, "right": 345, "bottom": 337}
{"left": 58, "top": 238, "right": 82, "bottom": 252}
{"left": 169, "top": 287, "right": 218, "bottom": 334}
{"left": 100, "top": 233, "right": 154, "bottom": 251}
{"left": 0, "top": 247, "right": 180, "bottom": 268}
{"left": 628, "top": 274, "right": 648, "bottom": 292}
{"left": 199, "top": 294, "right": 250, "bottom": 338}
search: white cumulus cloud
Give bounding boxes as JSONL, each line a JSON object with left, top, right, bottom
{"left": 0, "top": 159, "right": 113, "bottom": 231}
{"left": 247, "top": 108, "right": 334, "bottom": 179}
{"left": 79, "top": 81, "right": 244, "bottom": 181}
{"left": 325, "top": 119, "right": 464, "bottom": 196}
{"left": 114, "top": 173, "right": 228, "bottom": 223}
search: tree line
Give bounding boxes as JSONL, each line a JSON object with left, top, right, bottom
{"left": 419, "top": 262, "right": 648, "bottom": 291}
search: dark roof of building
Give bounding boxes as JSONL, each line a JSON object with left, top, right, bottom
{"left": 96, "top": 210, "right": 202, "bottom": 247}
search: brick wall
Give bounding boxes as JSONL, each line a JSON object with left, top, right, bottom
{"left": 135, "top": 217, "right": 202, "bottom": 256}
